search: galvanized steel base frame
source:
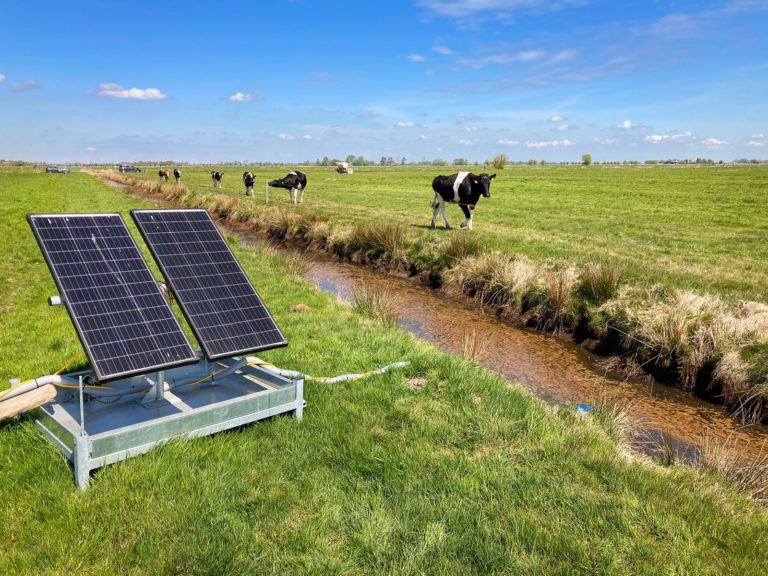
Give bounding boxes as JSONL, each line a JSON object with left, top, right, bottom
{"left": 30, "top": 357, "right": 304, "bottom": 489}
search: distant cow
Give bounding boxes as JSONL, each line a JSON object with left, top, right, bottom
{"left": 430, "top": 172, "right": 496, "bottom": 230}
{"left": 243, "top": 171, "right": 255, "bottom": 196}
{"left": 211, "top": 170, "right": 223, "bottom": 188}
{"left": 268, "top": 171, "right": 307, "bottom": 204}
{"left": 158, "top": 169, "right": 170, "bottom": 182}
{"left": 173, "top": 168, "right": 181, "bottom": 183}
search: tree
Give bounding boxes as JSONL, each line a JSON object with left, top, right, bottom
{"left": 401, "top": 157, "right": 406, "bottom": 165}
{"left": 582, "top": 154, "right": 592, "bottom": 166}
{"left": 453, "top": 158, "right": 467, "bottom": 166}
{"left": 380, "top": 156, "right": 387, "bottom": 166}
{"left": 492, "top": 154, "right": 508, "bottom": 170}
{"left": 528, "top": 158, "right": 538, "bottom": 166}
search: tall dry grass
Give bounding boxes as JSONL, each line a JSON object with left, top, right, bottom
{"left": 353, "top": 282, "right": 398, "bottom": 326}
{"left": 700, "top": 429, "right": 768, "bottom": 504}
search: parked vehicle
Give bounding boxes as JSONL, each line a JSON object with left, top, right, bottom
{"left": 118, "top": 164, "right": 141, "bottom": 173}
{"left": 45, "top": 166, "right": 70, "bottom": 173}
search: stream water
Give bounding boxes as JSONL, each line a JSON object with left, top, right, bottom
{"left": 297, "top": 249, "right": 768, "bottom": 465}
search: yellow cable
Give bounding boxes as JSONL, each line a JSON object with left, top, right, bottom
{"left": 54, "top": 350, "right": 82, "bottom": 375}
{"left": 1, "top": 350, "right": 88, "bottom": 400}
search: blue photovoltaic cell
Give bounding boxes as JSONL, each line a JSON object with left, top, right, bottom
{"left": 131, "top": 209, "right": 288, "bottom": 359}
{"left": 28, "top": 213, "right": 198, "bottom": 381}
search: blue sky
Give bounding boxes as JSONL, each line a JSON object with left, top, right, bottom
{"left": 1, "top": 0, "right": 766, "bottom": 163}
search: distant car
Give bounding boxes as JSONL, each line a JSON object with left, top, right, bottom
{"left": 45, "top": 166, "right": 70, "bottom": 173}
{"left": 119, "top": 164, "right": 141, "bottom": 173}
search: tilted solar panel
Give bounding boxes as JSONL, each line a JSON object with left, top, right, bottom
{"left": 131, "top": 209, "right": 288, "bottom": 359}
{"left": 27, "top": 213, "right": 198, "bottom": 381}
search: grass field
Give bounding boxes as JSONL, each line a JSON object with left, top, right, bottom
{"left": 113, "top": 164, "right": 768, "bottom": 422}
{"left": 2, "top": 169, "right": 768, "bottom": 574}
{"left": 128, "top": 164, "right": 768, "bottom": 303}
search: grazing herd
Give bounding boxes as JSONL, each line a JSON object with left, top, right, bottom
{"left": 150, "top": 167, "right": 497, "bottom": 230}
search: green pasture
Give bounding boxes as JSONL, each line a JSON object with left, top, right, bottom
{"left": 133, "top": 164, "right": 768, "bottom": 303}
{"left": 2, "top": 169, "right": 768, "bottom": 574}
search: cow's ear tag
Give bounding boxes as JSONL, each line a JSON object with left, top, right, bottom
{"left": 491, "top": 174, "right": 497, "bottom": 180}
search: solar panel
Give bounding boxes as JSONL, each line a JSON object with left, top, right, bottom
{"left": 27, "top": 213, "right": 198, "bottom": 381}
{"left": 131, "top": 209, "right": 288, "bottom": 359}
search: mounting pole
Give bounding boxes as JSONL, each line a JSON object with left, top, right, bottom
{"left": 74, "top": 375, "right": 90, "bottom": 489}
{"left": 265, "top": 180, "right": 269, "bottom": 204}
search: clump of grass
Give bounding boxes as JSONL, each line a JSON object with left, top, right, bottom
{"left": 352, "top": 282, "right": 398, "bottom": 326}
{"left": 280, "top": 250, "right": 310, "bottom": 279}
{"left": 305, "top": 220, "right": 334, "bottom": 249}
{"left": 700, "top": 429, "right": 768, "bottom": 504}
{"left": 266, "top": 207, "right": 302, "bottom": 239}
{"left": 461, "top": 328, "right": 489, "bottom": 363}
{"left": 438, "top": 233, "right": 484, "bottom": 267}
{"left": 537, "top": 264, "right": 578, "bottom": 332}
{"left": 204, "top": 194, "right": 239, "bottom": 219}
{"left": 443, "top": 252, "right": 543, "bottom": 317}
{"left": 578, "top": 259, "right": 621, "bottom": 304}
{"left": 347, "top": 222, "right": 409, "bottom": 265}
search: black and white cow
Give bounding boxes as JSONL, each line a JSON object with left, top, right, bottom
{"left": 268, "top": 171, "right": 307, "bottom": 204}
{"left": 430, "top": 172, "right": 496, "bottom": 230}
{"left": 243, "top": 171, "right": 255, "bottom": 197}
{"left": 211, "top": 170, "right": 223, "bottom": 188}
{"left": 158, "top": 169, "right": 169, "bottom": 182}
{"left": 173, "top": 168, "right": 181, "bottom": 183}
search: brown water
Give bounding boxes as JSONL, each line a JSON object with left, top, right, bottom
{"left": 298, "top": 250, "right": 768, "bottom": 465}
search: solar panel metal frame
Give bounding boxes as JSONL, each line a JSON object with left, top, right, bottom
{"left": 27, "top": 213, "right": 198, "bottom": 382}
{"left": 131, "top": 209, "right": 288, "bottom": 360}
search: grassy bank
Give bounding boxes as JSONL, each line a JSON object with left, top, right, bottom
{"left": 102, "top": 167, "right": 768, "bottom": 423}
{"left": 2, "top": 170, "right": 768, "bottom": 574}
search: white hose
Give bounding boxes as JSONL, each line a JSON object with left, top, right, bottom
{"left": 0, "top": 374, "right": 80, "bottom": 402}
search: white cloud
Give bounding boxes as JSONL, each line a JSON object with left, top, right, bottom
{"left": 86, "top": 146, "right": 97, "bottom": 152}
{"left": 420, "top": 134, "right": 431, "bottom": 140}
{"left": 11, "top": 79, "right": 40, "bottom": 92}
{"left": 228, "top": 92, "right": 263, "bottom": 102}
{"left": 465, "top": 126, "right": 478, "bottom": 132}
{"left": 425, "top": 70, "right": 436, "bottom": 76}
{"left": 645, "top": 131, "right": 694, "bottom": 144}
{"left": 498, "top": 139, "right": 519, "bottom": 145}
{"left": 302, "top": 134, "right": 313, "bottom": 140}
{"left": 396, "top": 121, "right": 415, "bottom": 127}
{"left": 526, "top": 139, "right": 574, "bottom": 148}
{"left": 94, "top": 83, "right": 167, "bottom": 100}
{"left": 433, "top": 45, "right": 453, "bottom": 55}
{"left": 278, "top": 134, "right": 295, "bottom": 141}
{"left": 550, "top": 115, "right": 564, "bottom": 122}
{"left": 408, "top": 54, "right": 426, "bottom": 62}
{"left": 418, "top": 0, "right": 587, "bottom": 19}
{"left": 557, "top": 124, "right": 569, "bottom": 131}
{"left": 616, "top": 120, "right": 639, "bottom": 129}
{"left": 701, "top": 138, "right": 728, "bottom": 149}
{"left": 751, "top": 133, "right": 765, "bottom": 139}
{"left": 747, "top": 140, "right": 765, "bottom": 147}
{"left": 0, "top": 74, "right": 5, "bottom": 84}
{"left": 459, "top": 139, "right": 476, "bottom": 146}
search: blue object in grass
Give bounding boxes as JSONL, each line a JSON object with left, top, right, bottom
{"left": 574, "top": 404, "right": 593, "bottom": 413}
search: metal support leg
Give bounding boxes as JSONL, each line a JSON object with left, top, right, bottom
{"left": 294, "top": 378, "right": 304, "bottom": 420}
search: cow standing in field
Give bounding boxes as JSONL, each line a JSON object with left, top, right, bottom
{"left": 173, "top": 168, "right": 181, "bottom": 183}
{"left": 211, "top": 170, "right": 223, "bottom": 188}
{"left": 158, "top": 169, "right": 170, "bottom": 182}
{"left": 430, "top": 172, "right": 496, "bottom": 230}
{"left": 268, "top": 171, "right": 307, "bottom": 204}
{"left": 243, "top": 171, "right": 255, "bottom": 196}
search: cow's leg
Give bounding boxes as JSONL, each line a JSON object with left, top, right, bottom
{"left": 430, "top": 194, "right": 442, "bottom": 228}
{"left": 441, "top": 197, "right": 451, "bottom": 230}
{"left": 299, "top": 187, "right": 304, "bottom": 203}
{"left": 459, "top": 204, "right": 472, "bottom": 229}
